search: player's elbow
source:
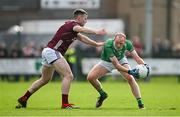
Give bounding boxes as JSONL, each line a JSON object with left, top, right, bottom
{"left": 115, "top": 64, "right": 128, "bottom": 73}
{"left": 74, "top": 27, "right": 84, "bottom": 33}
{"left": 76, "top": 29, "right": 83, "bottom": 33}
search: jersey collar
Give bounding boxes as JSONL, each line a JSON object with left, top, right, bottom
{"left": 113, "top": 41, "right": 122, "bottom": 51}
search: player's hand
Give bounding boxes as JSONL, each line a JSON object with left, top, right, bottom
{"left": 144, "top": 64, "right": 150, "bottom": 77}
{"left": 96, "top": 29, "right": 107, "bottom": 35}
{"left": 128, "top": 68, "right": 139, "bottom": 78}
{"left": 96, "top": 42, "right": 104, "bottom": 47}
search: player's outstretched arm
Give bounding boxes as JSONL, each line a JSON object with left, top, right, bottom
{"left": 110, "top": 56, "right": 139, "bottom": 77}
{"left": 73, "top": 25, "right": 106, "bottom": 35}
{"left": 131, "top": 50, "right": 145, "bottom": 64}
{"left": 110, "top": 56, "right": 129, "bottom": 73}
{"left": 131, "top": 50, "right": 150, "bottom": 77}
{"left": 77, "top": 33, "right": 104, "bottom": 47}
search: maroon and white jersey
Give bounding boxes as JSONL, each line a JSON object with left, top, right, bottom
{"left": 47, "top": 20, "right": 79, "bottom": 56}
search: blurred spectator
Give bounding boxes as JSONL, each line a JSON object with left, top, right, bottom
{"left": 22, "top": 41, "right": 36, "bottom": 57}
{"left": 9, "top": 41, "right": 22, "bottom": 58}
{"left": 65, "top": 47, "right": 78, "bottom": 77}
{"left": 0, "top": 42, "right": 8, "bottom": 58}
{"left": 131, "top": 36, "right": 144, "bottom": 57}
{"left": 172, "top": 42, "right": 180, "bottom": 57}
{"left": 153, "top": 38, "right": 172, "bottom": 57}
{"left": 84, "top": 46, "right": 97, "bottom": 57}
{"left": 153, "top": 38, "right": 162, "bottom": 55}
{"left": 34, "top": 45, "right": 44, "bottom": 57}
{"left": 162, "top": 39, "right": 171, "bottom": 53}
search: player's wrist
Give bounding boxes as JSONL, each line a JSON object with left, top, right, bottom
{"left": 127, "top": 69, "right": 131, "bottom": 74}
{"left": 95, "top": 42, "right": 99, "bottom": 47}
{"left": 94, "top": 30, "right": 99, "bottom": 35}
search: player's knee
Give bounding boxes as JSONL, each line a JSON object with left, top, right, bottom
{"left": 126, "top": 76, "right": 135, "bottom": 84}
{"left": 87, "top": 74, "right": 95, "bottom": 81}
{"left": 65, "top": 73, "right": 74, "bottom": 81}
{"left": 40, "top": 77, "right": 50, "bottom": 84}
{"left": 125, "top": 74, "right": 134, "bottom": 82}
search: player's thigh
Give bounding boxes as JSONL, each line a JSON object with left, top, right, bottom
{"left": 120, "top": 64, "right": 134, "bottom": 81}
{"left": 88, "top": 64, "right": 109, "bottom": 80}
{"left": 41, "top": 65, "right": 55, "bottom": 81}
{"left": 52, "top": 57, "right": 72, "bottom": 77}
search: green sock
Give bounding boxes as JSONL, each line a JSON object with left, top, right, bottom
{"left": 137, "top": 98, "right": 143, "bottom": 106}
{"left": 98, "top": 89, "right": 107, "bottom": 97}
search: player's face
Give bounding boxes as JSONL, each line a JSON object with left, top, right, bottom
{"left": 114, "top": 36, "right": 125, "bottom": 49}
{"left": 78, "top": 14, "right": 87, "bottom": 26}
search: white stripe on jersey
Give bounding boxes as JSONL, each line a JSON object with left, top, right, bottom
{"left": 54, "top": 40, "right": 63, "bottom": 49}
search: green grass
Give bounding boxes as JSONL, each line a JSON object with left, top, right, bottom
{"left": 0, "top": 77, "right": 180, "bottom": 116}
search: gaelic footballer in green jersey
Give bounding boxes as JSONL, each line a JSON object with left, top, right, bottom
{"left": 101, "top": 39, "right": 134, "bottom": 62}
{"left": 87, "top": 33, "right": 149, "bottom": 109}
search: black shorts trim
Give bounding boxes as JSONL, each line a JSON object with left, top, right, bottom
{"left": 50, "top": 58, "right": 58, "bottom": 64}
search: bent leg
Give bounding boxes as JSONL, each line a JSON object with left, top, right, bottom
{"left": 120, "top": 64, "right": 144, "bottom": 109}
{"left": 87, "top": 64, "right": 109, "bottom": 108}
{"left": 87, "top": 64, "right": 109, "bottom": 91}
{"left": 120, "top": 64, "right": 141, "bottom": 98}
{"left": 28, "top": 65, "right": 54, "bottom": 93}
{"left": 16, "top": 65, "right": 54, "bottom": 108}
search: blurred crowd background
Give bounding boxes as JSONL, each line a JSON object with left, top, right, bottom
{"left": 0, "top": 0, "right": 180, "bottom": 81}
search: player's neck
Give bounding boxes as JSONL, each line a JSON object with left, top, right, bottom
{"left": 113, "top": 41, "right": 121, "bottom": 50}
{"left": 74, "top": 19, "right": 83, "bottom": 26}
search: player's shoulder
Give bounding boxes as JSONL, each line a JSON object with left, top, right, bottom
{"left": 64, "top": 20, "right": 79, "bottom": 26}
{"left": 125, "top": 39, "right": 133, "bottom": 46}
{"left": 105, "top": 38, "right": 114, "bottom": 47}
{"left": 125, "top": 39, "right": 134, "bottom": 51}
{"left": 125, "top": 39, "right": 132, "bottom": 44}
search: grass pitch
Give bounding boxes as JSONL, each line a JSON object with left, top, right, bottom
{"left": 0, "top": 76, "right": 180, "bottom": 116}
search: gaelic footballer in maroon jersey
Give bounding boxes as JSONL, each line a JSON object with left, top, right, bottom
{"left": 47, "top": 21, "right": 79, "bottom": 56}
{"left": 16, "top": 9, "right": 106, "bottom": 109}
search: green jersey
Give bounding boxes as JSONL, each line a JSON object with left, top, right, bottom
{"left": 101, "top": 39, "right": 134, "bottom": 62}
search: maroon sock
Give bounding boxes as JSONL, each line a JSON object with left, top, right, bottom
{"left": 62, "top": 94, "right": 69, "bottom": 104}
{"left": 20, "top": 90, "right": 32, "bottom": 101}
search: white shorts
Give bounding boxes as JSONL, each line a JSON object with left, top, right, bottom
{"left": 41, "top": 47, "right": 63, "bottom": 67}
{"left": 98, "top": 57, "right": 128, "bottom": 72}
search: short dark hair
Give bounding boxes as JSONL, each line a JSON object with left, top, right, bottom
{"left": 73, "top": 9, "right": 88, "bottom": 18}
